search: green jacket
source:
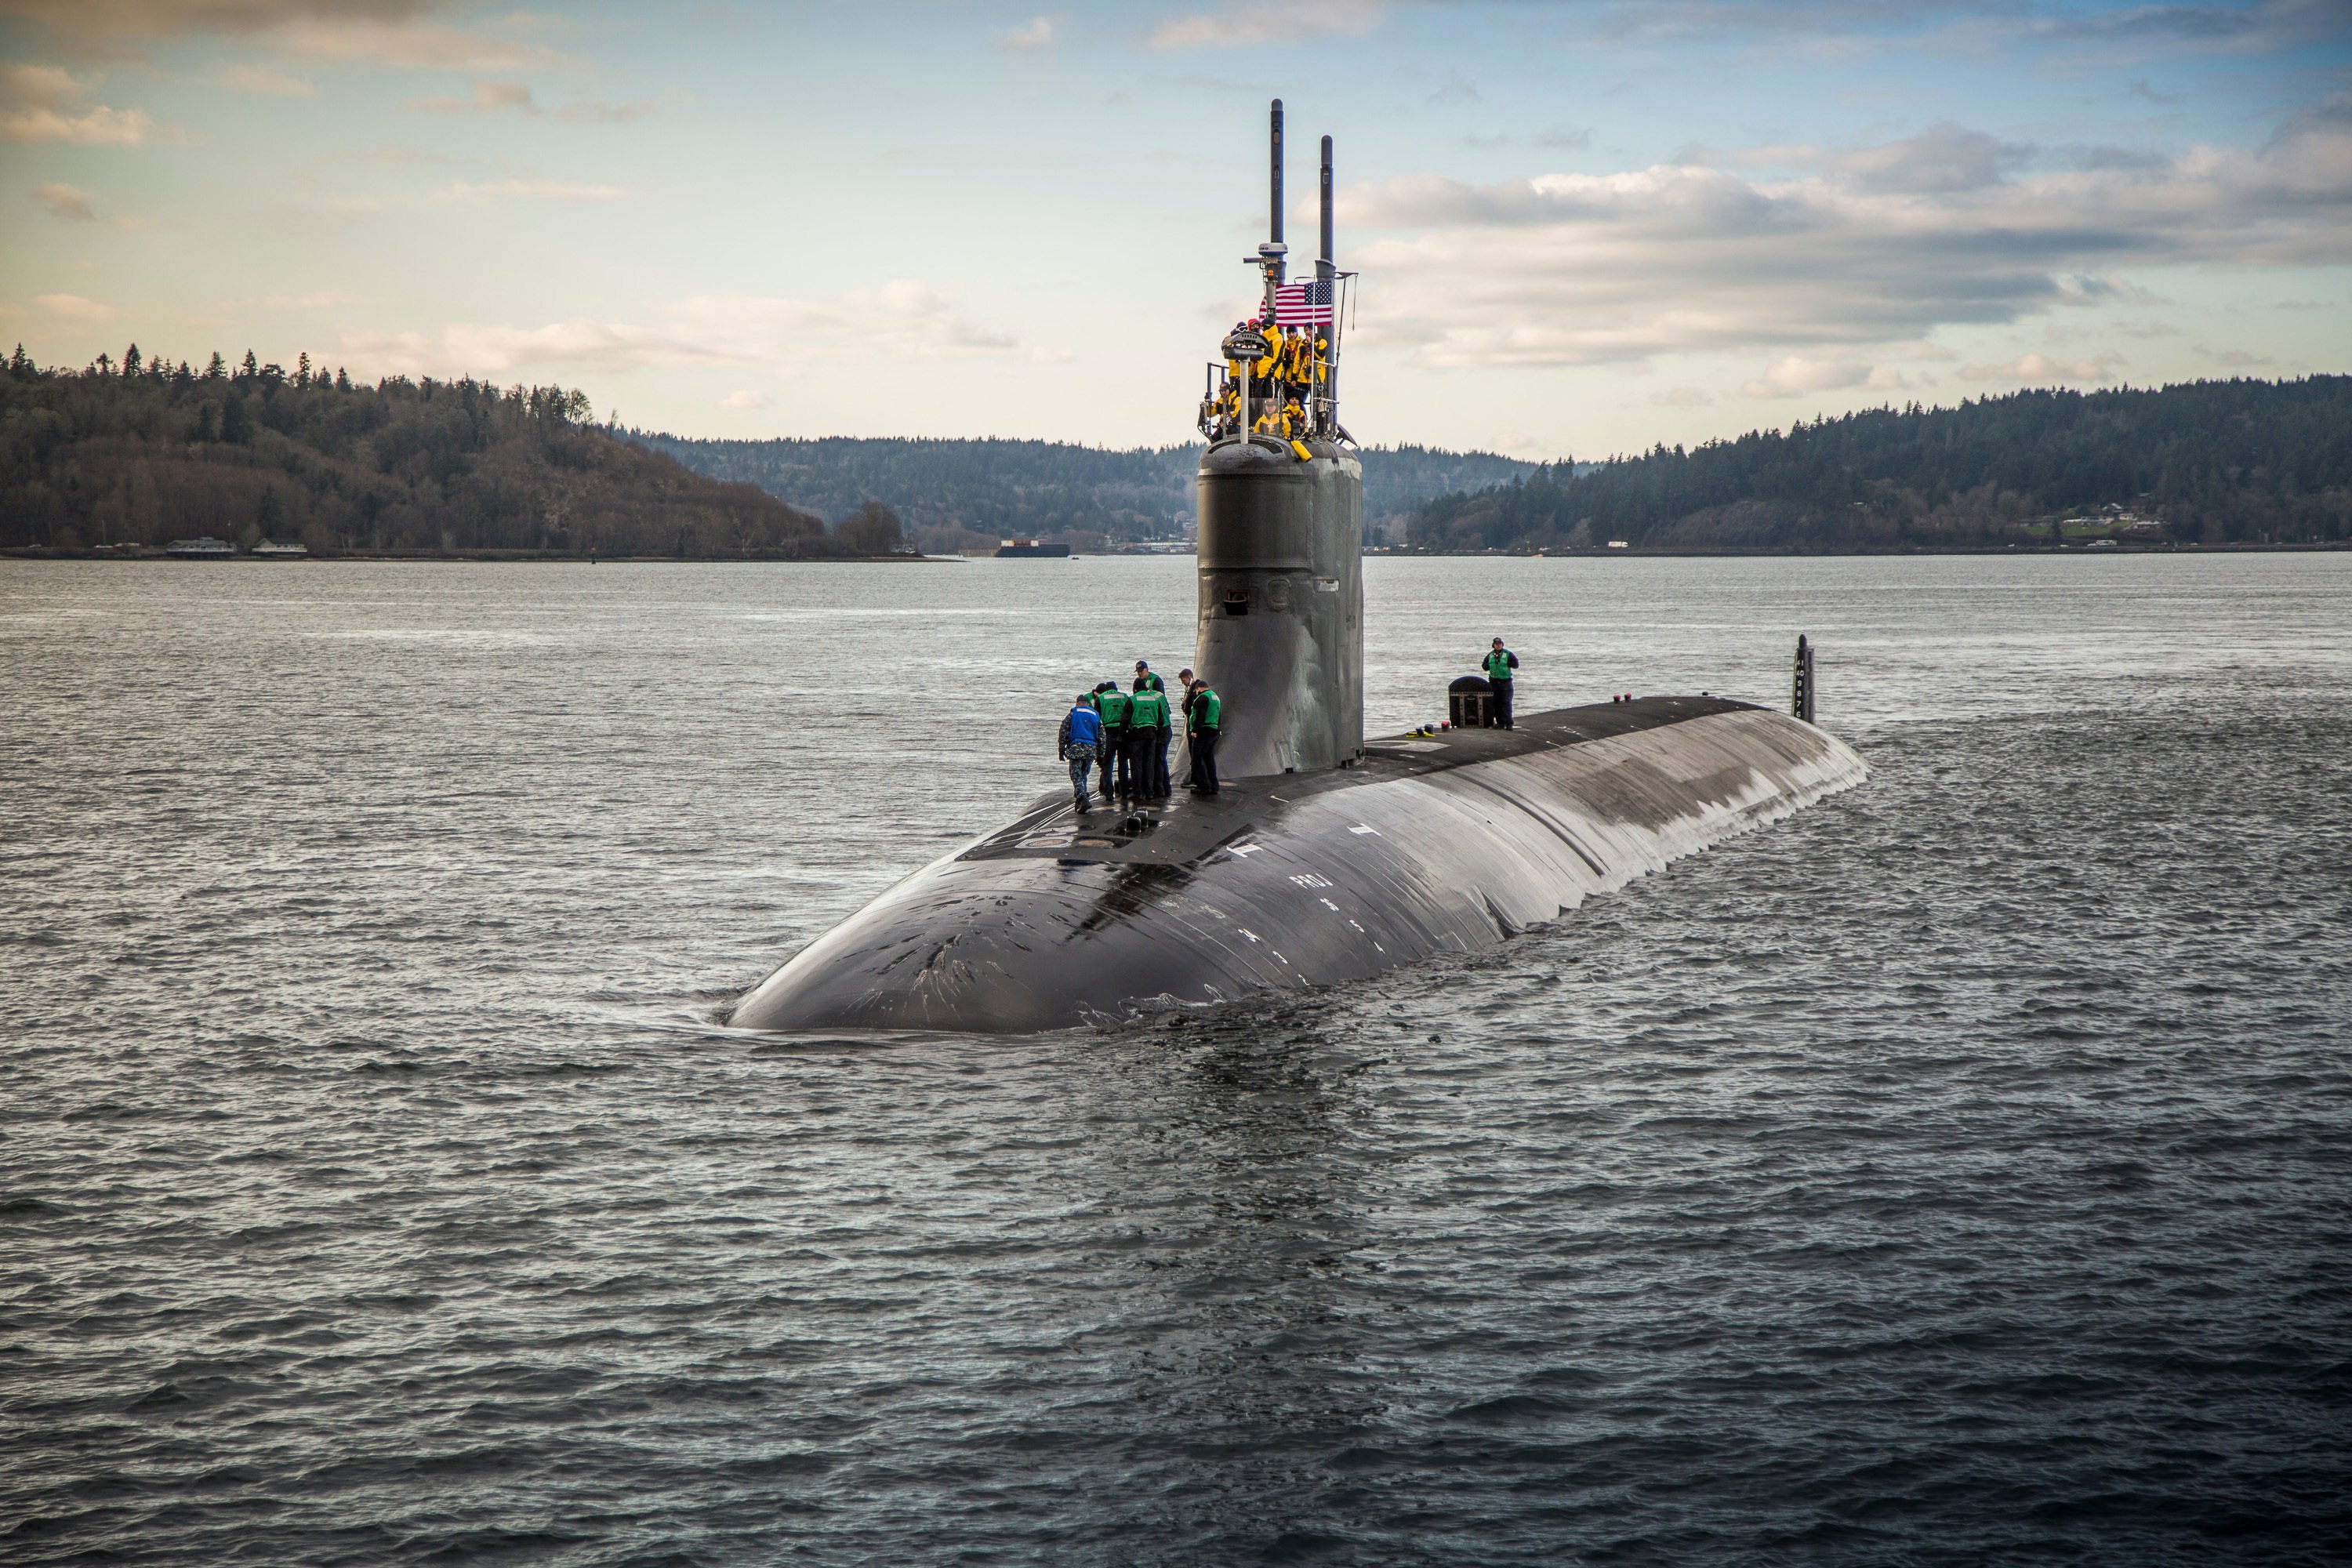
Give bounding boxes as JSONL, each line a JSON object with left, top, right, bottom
{"left": 1483, "top": 648, "right": 1519, "bottom": 683}
{"left": 1130, "top": 688, "right": 1171, "bottom": 729}
{"left": 1094, "top": 688, "right": 1131, "bottom": 728}
{"left": 1190, "top": 687, "right": 1221, "bottom": 731}
{"left": 1134, "top": 671, "right": 1165, "bottom": 693}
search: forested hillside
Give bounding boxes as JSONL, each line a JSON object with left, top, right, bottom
{"left": 1, "top": 348, "right": 840, "bottom": 557}
{"left": 1409, "top": 378, "right": 2352, "bottom": 552}
{"left": 635, "top": 433, "right": 1537, "bottom": 547}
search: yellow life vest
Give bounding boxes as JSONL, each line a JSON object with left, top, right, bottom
{"left": 1283, "top": 334, "right": 1312, "bottom": 382}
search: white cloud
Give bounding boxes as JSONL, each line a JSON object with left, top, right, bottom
{"left": 1339, "top": 94, "right": 2352, "bottom": 370}
{"left": 1151, "top": 0, "right": 1387, "bottom": 49}
{"left": 557, "top": 99, "right": 658, "bottom": 123}
{"left": 216, "top": 62, "right": 312, "bottom": 94}
{"left": 996, "top": 14, "right": 1059, "bottom": 49}
{"left": 1426, "top": 72, "right": 1479, "bottom": 106}
{"left": 268, "top": 16, "right": 572, "bottom": 71}
{"left": 31, "top": 180, "right": 97, "bottom": 221}
{"left": 1957, "top": 352, "right": 2118, "bottom": 383}
{"left": 0, "top": 2, "right": 575, "bottom": 72}
{"left": 0, "top": 64, "right": 153, "bottom": 145}
{"left": 720, "top": 389, "right": 774, "bottom": 409}
{"left": 430, "top": 179, "right": 628, "bottom": 202}
{"left": 338, "top": 281, "right": 1021, "bottom": 378}
{"left": 2, "top": 64, "right": 83, "bottom": 104}
{"left": 406, "top": 78, "right": 536, "bottom": 115}
{"left": 403, "top": 80, "right": 655, "bottom": 121}
{"left": 2033, "top": 0, "right": 2352, "bottom": 51}
{"left": 1740, "top": 355, "right": 1874, "bottom": 398}
{"left": 1766, "top": 121, "right": 2037, "bottom": 194}
{"left": 2, "top": 1, "right": 437, "bottom": 35}
{"left": 1587, "top": 0, "right": 2346, "bottom": 56}
{"left": 35, "top": 292, "right": 118, "bottom": 323}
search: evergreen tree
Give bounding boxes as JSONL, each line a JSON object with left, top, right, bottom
{"left": 0, "top": 350, "right": 837, "bottom": 557}
{"left": 205, "top": 352, "right": 226, "bottom": 379}
{"left": 632, "top": 434, "right": 1537, "bottom": 541}
{"left": 1405, "top": 379, "right": 2352, "bottom": 551}
{"left": 838, "top": 499, "right": 906, "bottom": 554}
{"left": 122, "top": 344, "right": 141, "bottom": 378}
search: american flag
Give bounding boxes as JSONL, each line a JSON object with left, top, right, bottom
{"left": 1273, "top": 278, "right": 1334, "bottom": 326}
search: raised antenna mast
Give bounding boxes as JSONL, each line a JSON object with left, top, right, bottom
{"left": 1319, "top": 134, "right": 1334, "bottom": 276}
{"left": 1254, "top": 97, "right": 1287, "bottom": 310}
{"left": 1319, "top": 133, "right": 1340, "bottom": 438}
{"left": 1269, "top": 99, "right": 1285, "bottom": 257}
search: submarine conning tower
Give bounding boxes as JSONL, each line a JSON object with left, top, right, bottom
{"left": 1193, "top": 100, "right": 1364, "bottom": 778}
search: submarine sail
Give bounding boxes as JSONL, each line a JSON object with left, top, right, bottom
{"left": 730, "top": 103, "right": 1867, "bottom": 1035}
{"left": 1193, "top": 100, "right": 1363, "bottom": 778}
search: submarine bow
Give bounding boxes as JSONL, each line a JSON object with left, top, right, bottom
{"left": 731, "top": 699, "right": 1866, "bottom": 1033}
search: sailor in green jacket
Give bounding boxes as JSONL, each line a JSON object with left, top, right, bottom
{"left": 1185, "top": 676, "right": 1221, "bottom": 795}
{"left": 1127, "top": 681, "right": 1173, "bottom": 798}
{"left": 1483, "top": 637, "right": 1521, "bottom": 729}
{"left": 1092, "top": 681, "right": 1131, "bottom": 800}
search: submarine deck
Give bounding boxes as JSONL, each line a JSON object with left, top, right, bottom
{"left": 974, "top": 695, "right": 1757, "bottom": 869}
{"left": 733, "top": 693, "right": 1863, "bottom": 1031}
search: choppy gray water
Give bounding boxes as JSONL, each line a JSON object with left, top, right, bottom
{"left": 3, "top": 554, "right": 2348, "bottom": 1566}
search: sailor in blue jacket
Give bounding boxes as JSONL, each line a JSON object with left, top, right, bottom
{"left": 1058, "top": 693, "right": 1105, "bottom": 811}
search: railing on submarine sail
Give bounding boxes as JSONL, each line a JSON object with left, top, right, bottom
{"left": 1195, "top": 270, "right": 1357, "bottom": 448}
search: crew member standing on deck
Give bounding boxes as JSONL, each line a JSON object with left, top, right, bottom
{"left": 1129, "top": 679, "right": 1173, "bottom": 799}
{"left": 1187, "top": 678, "right": 1221, "bottom": 796}
{"left": 1484, "top": 637, "right": 1521, "bottom": 729}
{"left": 1177, "top": 668, "right": 1200, "bottom": 786}
{"left": 1058, "top": 693, "right": 1104, "bottom": 812}
{"left": 1132, "top": 661, "right": 1168, "bottom": 797}
{"left": 1083, "top": 684, "right": 1114, "bottom": 800}
{"left": 1094, "top": 681, "right": 1132, "bottom": 801}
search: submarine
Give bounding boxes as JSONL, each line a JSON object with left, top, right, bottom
{"left": 732, "top": 103, "right": 1867, "bottom": 1035}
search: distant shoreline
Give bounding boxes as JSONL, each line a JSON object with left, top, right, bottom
{"left": 0, "top": 549, "right": 939, "bottom": 564}
{"left": 8, "top": 543, "right": 2346, "bottom": 564}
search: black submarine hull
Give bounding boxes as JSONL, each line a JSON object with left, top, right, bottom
{"left": 731, "top": 696, "right": 1867, "bottom": 1034}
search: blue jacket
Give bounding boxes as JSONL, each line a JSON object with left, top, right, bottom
{"left": 1058, "top": 703, "right": 1104, "bottom": 756}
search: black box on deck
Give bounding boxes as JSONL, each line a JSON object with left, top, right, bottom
{"left": 1449, "top": 676, "right": 1494, "bottom": 729}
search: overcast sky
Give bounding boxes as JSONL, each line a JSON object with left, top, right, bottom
{"left": 5, "top": 0, "right": 2349, "bottom": 459}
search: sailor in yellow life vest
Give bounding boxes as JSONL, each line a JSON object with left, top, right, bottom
{"left": 1280, "top": 328, "right": 1315, "bottom": 387}
{"left": 1251, "top": 318, "right": 1282, "bottom": 391}
{"left": 1204, "top": 380, "right": 1240, "bottom": 439}
{"left": 1221, "top": 320, "right": 1264, "bottom": 434}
